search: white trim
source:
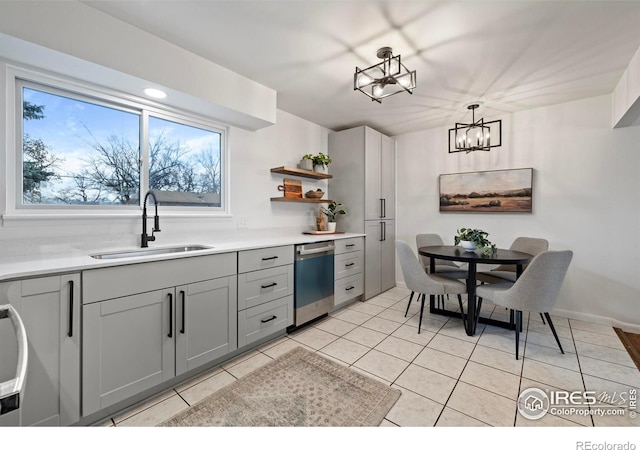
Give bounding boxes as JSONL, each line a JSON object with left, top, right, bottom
{"left": 4, "top": 62, "right": 231, "bottom": 218}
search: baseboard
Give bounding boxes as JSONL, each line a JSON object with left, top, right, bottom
{"left": 396, "top": 281, "right": 640, "bottom": 333}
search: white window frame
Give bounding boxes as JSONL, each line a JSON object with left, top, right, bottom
{"left": 3, "top": 65, "right": 231, "bottom": 221}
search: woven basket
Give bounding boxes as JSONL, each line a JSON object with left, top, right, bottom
{"left": 305, "top": 189, "right": 324, "bottom": 199}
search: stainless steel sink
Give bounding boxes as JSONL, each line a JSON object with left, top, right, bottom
{"left": 90, "top": 245, "right": 212, "bottom": 260}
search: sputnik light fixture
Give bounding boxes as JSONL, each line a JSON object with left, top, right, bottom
{"left": 354, "top": 47, "right": 417, "bottom": 103}
{"left": 448, "top": 103, "right": 502, "bottom": 154}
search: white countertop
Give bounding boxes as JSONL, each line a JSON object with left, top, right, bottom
{"left": 0, "top": 231, "right": 365, "bottom": 282}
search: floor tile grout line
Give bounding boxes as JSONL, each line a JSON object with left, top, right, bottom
{"left": 568, "top": 319, "right": 595, "bottom": 427}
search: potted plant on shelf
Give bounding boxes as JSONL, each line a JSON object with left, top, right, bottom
{"left": 321, "top": 201, "right": 347, "bottom": 232}
{"left": 454, "top": 227, "right": 497, "bottom": 255}
{"left": 312, "top": 152, "right": 332, "bottom": 174}
{"left": 299, "top": 153, "right": 314, "bottom": 171}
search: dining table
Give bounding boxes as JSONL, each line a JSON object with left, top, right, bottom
{"left": 417, "top": 245, "right": 533, "bottom": 336}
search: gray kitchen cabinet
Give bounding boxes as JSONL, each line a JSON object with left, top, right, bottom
{"left": 333, "top": 237, "right": 364, "bottom": 308}
{"left": 237, "top": 246, "right": 293, "bottom": 347}
{"left": 364, "top": 220, "right": 396, "bottom": 298}
{"left": 0, "top": 274, "right": 80, "bottom": 426}
{"left": 329, "top": 125, "right": 396, "bottom": 299}
{"left": 364, "top": 127, "right": 396, "bottom": 221}
{"left": 82, "top": 253, "right": 237, "bottom": 417}
{"left": 175, "top": 277, "right": 237, "bottom": 376}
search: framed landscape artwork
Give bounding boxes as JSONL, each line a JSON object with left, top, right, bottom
{"left": 439, "top": 168, "right": 533, "bottom": 213}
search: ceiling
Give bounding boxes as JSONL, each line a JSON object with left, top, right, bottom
{"left": 84, "top": 0, "right": 640, "bottom": 136}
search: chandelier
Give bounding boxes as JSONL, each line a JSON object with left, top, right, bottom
{"left": 354, "top": 47, "right": 417, "bottom": 103}
{"left": 448, "top": 104, "right": 502, "bottom": 153}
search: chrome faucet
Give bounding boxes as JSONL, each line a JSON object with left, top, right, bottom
{"left": 141, "top": 191, "right": 161, "bottom": 248}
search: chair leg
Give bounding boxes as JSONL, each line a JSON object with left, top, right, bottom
{"left": 544, "top": 312, "right": 565, "bottom": 354}
{"left": 475, "top": 296, "right": 483, "bottom": 322}
{"left": 540, "top": 313, "right": 546, "bottom": 324}
{"left": 405, "top": 291, "right": 415, "bottom": 317}
{"left": 515, "top": 310, "right": 522, "bottom": 360}
{"left": 418, "top": 294, "right": 426, "bottom": 334}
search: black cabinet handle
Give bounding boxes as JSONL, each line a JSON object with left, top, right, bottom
{"left": 68, "top": 280, "right": 74, "bottom": 338}
{"left": 380, "top": 222, "right": 384, "bottom": 241}
{"left": 168, "top": 293, "right": 173, "bottom": 338}
{"left": 261, "top": 282, "right": 278, "bottom": 289}
{"left": 261, "top": 315, "right": 277, "bottom": 323}
{"left": 346, "top": 286, "right": 355, "bottom": 291}
{"left": 262, "top": 256, "right": 278, "bottom": 261}
{"left": 180, "top": 290, "right": 186, "bottom": 334}
{"left": 345, "top": 243, "right": 355, "bottom": 248}
{"left": 379, "top": 198, "right": 384, "bottom": 218}
{"left": 382, "top": 198, "right": 386, "bottom": 218}
{"left": 382, "top": 221, "right": 386, "bottom": 241}
{"left": 345, "top": 262, "right": 355, "bottom": 267}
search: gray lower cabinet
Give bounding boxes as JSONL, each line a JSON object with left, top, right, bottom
{"left": 82, "top": 253, "right": 238, "bottom": 417}
{"left": 0, "top": 274, "right": 80, "bottom": 426}
{"left": 237, "top": 246, "right": 293, "bottom": 347}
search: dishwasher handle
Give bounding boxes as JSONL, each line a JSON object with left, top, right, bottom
{"left": 0, "top": 304, "right": 28, "bottom": 415}
{"left": 297, "top": 244, "right": 335, "bottom": 256}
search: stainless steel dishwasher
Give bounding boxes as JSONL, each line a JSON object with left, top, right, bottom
{"left": 292, "top": 241, "right": 335, "bottom": 328}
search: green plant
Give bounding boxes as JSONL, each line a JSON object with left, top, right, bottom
{"left": 454, "top": 227, "right": 497, "bottom": 255}
{"left": 321, "top": 201, "right": 346, "bottom": 222}
{"left": 302, "top": 153, "right": 314, "bottom": 160}
{"left": 312, "top": 152, "right": 332, "bottom": 167}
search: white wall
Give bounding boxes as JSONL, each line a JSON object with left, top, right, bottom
{"left": 0, "top": 106, "right": 329, "bottom": 259}
{"left": 395, "top": 95, "right": 640, "bottom": 331}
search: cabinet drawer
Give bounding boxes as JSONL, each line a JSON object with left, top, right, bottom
{"left": 238, "top": 245, "right": 294, "bottom": 273}
{"left": 334, "top": 273, "right": 364, "bottom": 307}
{"left": 334, "top": 251, "right": 363, "bottom": 280}
{"left": 334, "top": 237, "right": 364, "bottom": 254}
{"left": 238, "top": 295, "right": 292, "bottom": 347}
{"left": 237, "top": 265, "right": 293, "bottom": 310}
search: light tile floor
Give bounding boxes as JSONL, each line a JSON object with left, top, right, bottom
{"left": 100, "top": 287, "right": 640, "bottom": 427}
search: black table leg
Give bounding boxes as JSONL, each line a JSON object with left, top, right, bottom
{"left": 429, "top": 256, "right": 436, "bottom": 313}
{"left": 466, "top": 261, "right": 477, "bottom": 336}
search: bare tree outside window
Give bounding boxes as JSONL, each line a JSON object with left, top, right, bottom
{"left": 20, "top": 83, "right": 225, "bottom": 209}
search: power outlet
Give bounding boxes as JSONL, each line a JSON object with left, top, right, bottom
{"left": 237, "top": 218, "right": 248, "bottom": 229}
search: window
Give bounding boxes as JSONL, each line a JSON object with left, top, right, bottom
{"left": 17, "top": 78, "right": 227, "bottom": 212}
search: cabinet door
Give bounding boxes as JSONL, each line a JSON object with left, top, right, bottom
{"left": 380, "top": 135, "right": 395, "bottom": 220}
{"left": 364, "top": 221, "right": 382, "bottom": 299}
{"left": 175, "top": 276, "right": 238, "bottom": 376}
{"left": 380, "top": 220, "right": 396, "bottom": 292}
{"left": 0, "top": 275, "right": 80, "bottom": 426}
{"left": 83, "top": 289, "right": 174, "bottom": 416}
{"left": 364, "top": 127, "right": 383, "bottom": 221}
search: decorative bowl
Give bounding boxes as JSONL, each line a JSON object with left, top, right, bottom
{"left": 459, "top": 240, "right": 477, "bottom": 251}
{"left": 305, "top": 189, "right": 324, "bottom": 199}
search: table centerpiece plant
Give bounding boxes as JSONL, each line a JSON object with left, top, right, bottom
{"left": 454, "top": 227, "right": 497, "bottom": 255}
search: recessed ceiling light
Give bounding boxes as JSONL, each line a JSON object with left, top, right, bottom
{"left": 143, "top": 88, "right": 167, "bottom": 99}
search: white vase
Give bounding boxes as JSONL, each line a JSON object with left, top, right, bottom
{"left": 313, "top": 164, "right": 328, "bottom": 174}
{"left": 299, "top": 159, "right": 313, "bottom": 171}
{"left": 459, "top": 240, "right": 477, "bottom": 251}
{"left": 327, "top": 222, "right": 336, "bottom": 232}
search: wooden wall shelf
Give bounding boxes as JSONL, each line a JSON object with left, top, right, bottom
{"left": 270, "top": 197, "right": 333, "bottom": 203}
{"left": 270, "top": 166, "right": 332, "bottom": 180}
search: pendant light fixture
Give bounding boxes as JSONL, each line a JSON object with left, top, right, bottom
{"left": 448, "top": 103, "right": 502, "bottom": 153}
{"left": 354, "top": 47, "right": 417, "bottom": 103}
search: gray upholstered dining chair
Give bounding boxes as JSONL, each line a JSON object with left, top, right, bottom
{"left": 477, "top": 236, "right": 548, "bottom": 284}
{"left": 475, "top": 250, "right": 573, "bottom": 360}
{"left": 406, "top": 233, "right": 468, "bottom": 314}
{"left": 396, "top": 240, "right": 467, "bottom": 333}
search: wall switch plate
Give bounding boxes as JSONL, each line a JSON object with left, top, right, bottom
{"left": 237, "top": 218, "right": 248, "bottom": 229}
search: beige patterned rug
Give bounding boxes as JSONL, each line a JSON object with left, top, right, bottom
{"left": 161, "top": 346, "right": 401, "bottom": 426}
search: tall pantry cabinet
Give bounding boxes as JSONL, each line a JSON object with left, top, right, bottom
{"left": 328, "top": 126, "right": 395, "bottom": 299}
